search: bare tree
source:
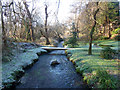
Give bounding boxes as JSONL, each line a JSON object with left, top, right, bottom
{"left": 44, "top": 4, "right": 50, "bottom": 45}
{"left": 1, "top": 1, "right": 13, "bottom": 46}
{"left": 0, "top": 1, "right": 6, "bottom": 46}
{"left": 23, "top": 0, "right": 34, "bottom": 41}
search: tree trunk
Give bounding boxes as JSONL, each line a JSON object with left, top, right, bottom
{"left": 45, "top": 4, "right": 50, "bottom": 45}
{"left": 103, "top": 24, "right": 106, "bottom": 36}
{"left": 108, "top": 20, "right": 111, "bottom": 38}
{"left": 45, "top": 36, "right": 50, "bottom": 45}
{"left": 9, "top": 6, "right": 12, "bottom": 32}
{"left": 88, "top": 2, "right": 99, "bottom": 55}
{"left": 57, "top": 33, "right": 62, "bottom": 42}
{"left": 0, "top": 1, "right": 7, "bottom": 47}
{"left": 88, "top": 22, "right": 96, "bottom": 55}
{"left": 23, "top": 1, "right": 34, "bottom": 42}
{"left": 105, "top": 15, "right": 108, "bottom": 37}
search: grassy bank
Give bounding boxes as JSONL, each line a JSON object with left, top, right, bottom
{"left": 66, "top": 40, "right": 120, "bottom": 89}
{"left": 2, "top": 47, "right": 47, "bottom": 89}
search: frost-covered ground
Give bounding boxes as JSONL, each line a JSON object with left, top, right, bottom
{"left": 2, "top": 46, "right": 47, "bottom": 89}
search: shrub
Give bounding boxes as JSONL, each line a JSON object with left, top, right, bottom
{"left": 111, "top": 27, "right": 120, "bottom": 35}
{"left": 57, "top": 38, "right": 63, "bottom": 42}
{"left": 64, "top": 31, "right": 78, "bottom": 48}
{"left": 83, "top": 69, "right": 118, "bottom": 88}
{"left": 114, "top": 35, "right": 120, "bottom": 41}
{"left": 100, "top": 47, "right": 116, "bottom": 59}
{"left": 76, "top": 66, "right": 81, "bottom": 73}
{"left": 99, "top": 36, "right": 109, "bottom": 40}
{"left": 95, "top": 69, "right": 118, "bottom": 88}
{"left": 63, "top": 40, "right": 69, "bottom": 46}
{"left": 67, "top": 32, "right": 78, "bottom": 47}
{"left": 67, "top": 44, "right": 73, "bottom": 48}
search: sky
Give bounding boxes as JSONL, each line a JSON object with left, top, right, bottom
{"left": 2, "top": 0, "right": 74, "bottom": 24}
{"left": 57, "top": 0, "right": 74, "bottom": 23}
{"left": 1, "top": 0, "right": 120, "bottom": 24}
{"left": 33, "top": 0, "right": 74, "bottom": 24}
{"left": 28, "top": 0, "right": 120, "bottom": 24}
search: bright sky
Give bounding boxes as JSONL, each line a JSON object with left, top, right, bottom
{"left": 2, "top": 0, "right": 74, "bottom": 24}
{"left": 34, "top": 0, "right": 74, "bottom": 24}
{"left": 57, "top": 0, "right": 74, "bottom": 23}
{"left": 2, "top": 0, "right": 120, "bottom": 24}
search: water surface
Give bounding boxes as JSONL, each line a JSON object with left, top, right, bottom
{"left": 16, "top": 42, "right": 89, "bottom": 88}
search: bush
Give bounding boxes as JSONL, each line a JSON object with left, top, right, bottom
{"left": 57, "top": 38, "right": 63, "bottom": 42}
{"left": 95, "top": 69, "right": 118, "bottom": 88}
{"left": 100, "top": 47, "right": 116, "bottom": 59}
{"left": 64, "top": 31, "right": 78, "bottom": 48}
{"left": 99, "top": 36, "right": 109, "bottom": 40}
{"left": 63, "top": 40, "right": 68, "bottom": 46}
{"left": 83, "top": 69, "right": 118, "bottom": 88}
{"left": 114, "top": 35, "right": 120, "bottom": 41}
{"left": 111, "top": 27, "right": 120, "bottom": 35}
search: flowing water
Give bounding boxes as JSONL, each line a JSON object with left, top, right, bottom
{"left": 16, "top": 42, "right": 89, "bottom": 88}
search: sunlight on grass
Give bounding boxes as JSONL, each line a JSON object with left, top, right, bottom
{"left": 67, "top": 40, "right": 119, "bottom": 88}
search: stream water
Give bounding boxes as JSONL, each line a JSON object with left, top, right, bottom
{"left": 16, "top": 42, "right": 89, "bottom": 88}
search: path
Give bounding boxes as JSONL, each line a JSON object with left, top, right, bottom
{"left": 15, "top": 42, "right": 89, "bottom": 88}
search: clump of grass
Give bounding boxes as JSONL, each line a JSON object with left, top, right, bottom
{"left": 95, "top": 69, "right": 118, "bottom": 89}
{"left": 83, "top": 69, "right": 118, "bottom": 88}
{"left": 100, "top": 47, "right": 116, "bottom": 59}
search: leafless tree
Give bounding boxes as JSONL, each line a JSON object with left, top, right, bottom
{"left": 23, "top": 0, "right": 34, "bottom": 41}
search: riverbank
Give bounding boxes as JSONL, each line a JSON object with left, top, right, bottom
{"left": 2, "top": 43, "right": 47, "bottom": 89}
{"left": 65, "top": 40, "right": 120, "bottom": 89}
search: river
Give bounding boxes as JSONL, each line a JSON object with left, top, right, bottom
{"left": 16, "top": 42, "right": 89, "bottom": 88}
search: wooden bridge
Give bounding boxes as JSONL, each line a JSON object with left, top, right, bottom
{"left": 41, "top": 47, "right": 73, "bottom": 50}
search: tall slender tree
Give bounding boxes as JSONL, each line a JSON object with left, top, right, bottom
{"left": 88, "top": 2, "right": 99, "bottom": 55}
{"left": 23, "top": 0, "right": 34, "bottom": 41}
{"left": 44, "top": 4, "right": 50, "bottom": 45}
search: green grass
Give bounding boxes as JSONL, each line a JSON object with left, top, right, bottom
{"left": 66, "top": 40, "right": 119, "bottom": 89}
{"left": 93, "top": 40, "right": 119, "bottom": 52}
{"left": 93, "top": 40, "right": 119, "bottom": 47}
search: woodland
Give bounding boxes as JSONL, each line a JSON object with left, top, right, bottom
{"left": 1, "top": 0, "right": 120, "bottom": 89}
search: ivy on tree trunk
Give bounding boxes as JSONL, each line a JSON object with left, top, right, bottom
{"left": 88, "top": 2, "right": 99, "bottom": 55}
